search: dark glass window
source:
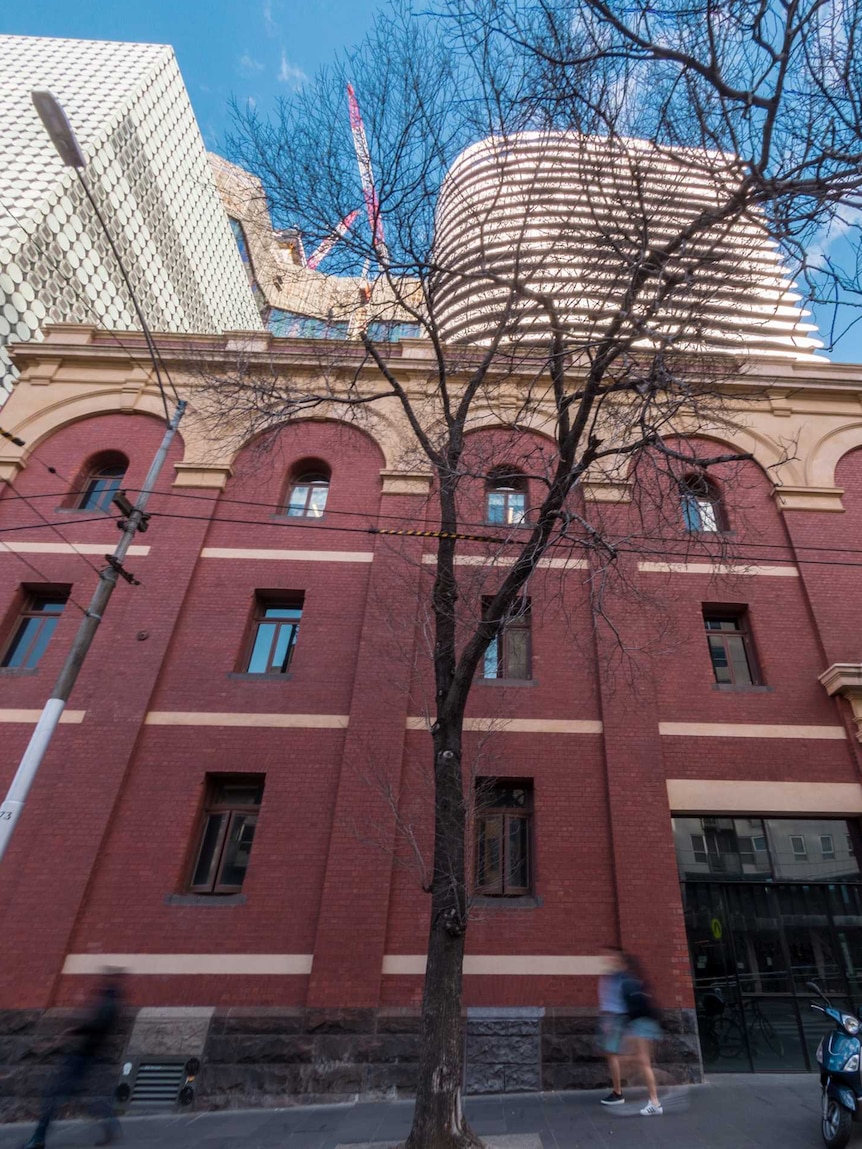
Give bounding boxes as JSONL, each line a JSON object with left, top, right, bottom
{"left": 681, "top": 474, "right": 726, "bottom": 532}
{"left": 482, "top": 598, "right": 531, "bottom": 680}
{"left": 78, "top": 464, "right": 126, "bottom": 512}
{"left": 190, "top": 777, "right": 263, "bottom": 894}
{"left": 1, "top": 590, "right": 69, "bottom": 669}
{"left": 474, "top": 780, "right": 533, "bottom": 896}
{"left": 703, "top": 608, "right": 759, "bottom": 685}
{"left": 286, "top": 472, "right": 329, "bottom": 518}
{"left": 245, "top": 596, "right": 303, "bottom": 674}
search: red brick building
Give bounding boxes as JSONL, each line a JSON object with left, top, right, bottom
{"left": 2, "top": 326, "right": 862, "bottom": 1109}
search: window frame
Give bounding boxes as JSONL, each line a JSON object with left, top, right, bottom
{"left": 485, "top": 469, "right": 528, "bottom": 526}
{"left": 188, "top": 776, "right": 264, "bottom": 895}
{"left": 481, "top": 597, "right": 532, "bottom": 681}
{"left": 242, "top": 593, "right": 304, "bottom": 675}
{"left": 680, "top": 473, "right": 727, "bottom": 533}
{"left": 285, "top": 470, "right": 330, "bottom": 518}
{"left": 73, "top": 453, "right": 129, "bottom": 514}
{"left": 0, "top": 588, "right": 70, "bottom": 670}
{"left": 702, "top": 606, "right": 761, "bottom": 686}
{"left": 474, "top": 779, "right": 534, "bottom": 898}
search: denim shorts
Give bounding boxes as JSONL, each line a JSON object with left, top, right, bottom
{"left": 627, "top": 1016, "right": 662, "bottom": 1042}
{"left": 600, "top": 1013, "right": 627, "bottom": 1054}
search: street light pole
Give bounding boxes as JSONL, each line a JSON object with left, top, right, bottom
{"left": 0, "top": 91, "right": 187, "bottom": 862}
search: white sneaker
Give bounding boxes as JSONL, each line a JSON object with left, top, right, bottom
{"left": 640, "top": 1101, "right": 663, "bottom": 1116}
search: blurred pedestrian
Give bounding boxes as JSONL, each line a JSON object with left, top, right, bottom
{"left": 23, "top": 969, "right": 125, "bottom": 1149}
{"left": 619, "top": 952, "right": 663, "bottom": 1116}
{"left": 598, "top": 946, "right": 628, "bottom": 1106}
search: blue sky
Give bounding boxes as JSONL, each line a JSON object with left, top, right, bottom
{"left": 5, "top": 0, "right": 381, "bottom": 149}
{"left": 5, "top": 1, "right": 862, "bottom": 361}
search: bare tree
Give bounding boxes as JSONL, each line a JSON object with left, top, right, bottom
{"left": 199, "top": 3, "right": 862, "bottom": 1146}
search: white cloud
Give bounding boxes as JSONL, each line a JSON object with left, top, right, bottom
{"left": 263, "top": 0, "right": 277, "bottom": 36}
{"left": 239, "top": 53, "right": 265, "bottom": 74}
{"left": 278, "top": 50, "right": 307, "bottom": 88}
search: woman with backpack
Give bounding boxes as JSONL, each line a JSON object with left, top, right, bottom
{"left": 620, "top": 952, "right": 663, "bottom": 1115}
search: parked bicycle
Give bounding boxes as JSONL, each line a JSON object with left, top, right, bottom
{"left": 697, "top": 989, "right": 785, "bottom": 1062}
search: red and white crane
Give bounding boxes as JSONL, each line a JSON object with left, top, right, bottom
{"left": 305, "top": 209, "right": 360, "bottom": 271}
{"left": 347, "top": 82, "right": 389, "bottom": 267}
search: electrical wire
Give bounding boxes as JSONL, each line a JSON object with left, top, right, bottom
{"left": 3, "top": 479, "right": 107, "bottom": 581}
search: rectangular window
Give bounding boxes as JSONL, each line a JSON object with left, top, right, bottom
{"left": 820, "top": 834, "right": 835, "bottom": 860}
{"left": 690, "top": 833, "right": 708, "bottom": 865}
{"left": 482, "top": 598, "right": 531, "bottom": 680}
{"left": 790, "top": 834, "right": 807, "bottom": 859}
{"left": 703, "top": 607, "right": 760, "bottom": 685}
{"left": 245, "top": 593, "right": 303, "bottom": 674}
{"left": 1, "top": 589, "right": 70, "bottom": 669}
{"left": 474, "top": 779, "right": 533, "bottom": 896}
{"left": 190, "top": 777, "right": 264, "bottom": 894}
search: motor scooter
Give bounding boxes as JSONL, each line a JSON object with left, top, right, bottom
{"left": 810, "top": 979, "right": 862, "bottom": 1148}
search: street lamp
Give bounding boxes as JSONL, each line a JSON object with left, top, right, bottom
{"left": 0, "top": 91, "right": 187, "bottom": 862}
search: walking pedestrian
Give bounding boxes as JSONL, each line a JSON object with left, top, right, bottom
{"left": 619, "top": 952, "right": 663, "bottom": 1116}
{"left": 598, "top": 947, "right": 628, "bottom": 1106}
{"left": 23, "top": 969, "right": 125, "bottom": 1149}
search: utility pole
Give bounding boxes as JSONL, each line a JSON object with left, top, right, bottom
{"left": 0, "top": 91, "right": 186, "bottom": 862}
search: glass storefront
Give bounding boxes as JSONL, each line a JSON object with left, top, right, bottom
{"left": 673, "top": 816, "right": 862, "bottom": 1072}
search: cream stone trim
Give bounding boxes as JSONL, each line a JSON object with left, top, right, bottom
{"left": 639, "top": 561, "right": 798, "bottom": 577}
{"left": 819, "top": 663, "right": 862, "bottom": 742}
{"left": 0, "top": 542, "right": 150, "bottom": 556}
{"left": 0, "top": 709, "right": 85, "bottom": 724}
{"left": 382, "top": 955, "right": 606, "bottom": 976}
{"left": 773, "top": 486, "right": 846, "bottom": 513}
{"left": 199, "top": 547, "right": 374, "bottom": 563}
{"left": 380, "top": 471, "right": 432, "bottom": 495}
{"left": 144, "top": 712, "right": 349, "bottom": 729}
{"left": 420, "top": 555, "right": 587, "bottom": 569}
{"left": 406, "top": 716, "right": 602, "bottom": 734}
{"left": 173, "top": 464, "right": 233, "bottom": 490}
{"left": 62, "top": 953, "right": 314, "bottom": 976}
{"left": 667, "top": 779, "right": 862, "bottom": 814}
{"left": 659, "top": 721, "right": 845, "bottom": 740}
{"left": 581, "top": 480, "right": 633, "bottom": 503}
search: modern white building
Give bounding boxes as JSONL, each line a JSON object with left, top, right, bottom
{"left": 434, "top": 133, "right": 823, "bottom": 359}
{"left": 0, "top": 35, "right": 263, "bottom": 397}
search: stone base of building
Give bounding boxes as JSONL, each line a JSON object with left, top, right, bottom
{"left": 0, "top": 1007, "right": 701, "bottom": 1120}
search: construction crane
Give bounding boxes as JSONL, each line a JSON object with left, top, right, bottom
{"left": 306, "top": 209, "right": 360, "bottom": 271}
{"left": 347, "top": 82, "right": 389, "bottom": 267}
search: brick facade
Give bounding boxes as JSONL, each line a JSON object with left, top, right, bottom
{"left": 1, "top": 332, "right": 862, "bottom": 1111}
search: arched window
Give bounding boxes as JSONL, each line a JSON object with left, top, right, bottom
{"left": 486, "top": 469, "right": 527, "bottom": 526}
{"left": 286, "top": 465, "right": 330, "bottom": 518}
{"left": 681, "top": 473, "right": 725, "bottom": 532}
{"left": 76, "top": 454, "right": 128, "bottom": 513}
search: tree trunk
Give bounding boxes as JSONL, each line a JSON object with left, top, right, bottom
{"left": 405, "top": 724, "right": 481, "bottom": 1149}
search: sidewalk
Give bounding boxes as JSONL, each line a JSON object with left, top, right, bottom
{"left": 0, "top": 1076, "right": 824, "bottom": 1149}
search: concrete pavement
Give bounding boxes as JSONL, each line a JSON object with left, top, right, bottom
{"left": 0, "top": 1076, "right": 828, "bottom": 1149}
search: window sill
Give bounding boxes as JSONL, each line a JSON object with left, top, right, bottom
{"left": 472, "top": 895, "right": 543, "bottom": 910}
{"left": 270, "top": 514, "right": 327, "bottom": 522}
{"left": 226, "top": 672, "right": 293, "bottom": 681}
{"left": 712, "top": 683, "right": 772, "bottom": 693}
{"left": 477, "top": 678, "right": 537, "bottom": 687}
{"left": 53, "top": 506, "right": 111, "bottom": 516}
{"left": 0, "top": 667, "right": 39, "bottom": 677}
{"left": 164, "top": 893, "right": 247, "bottom": 906}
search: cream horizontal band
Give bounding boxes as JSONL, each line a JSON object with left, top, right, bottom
{"left": 639, "top": 561, "right": 798, "bottom": 577}
{"left": 0, "top": 709, "right": 85, "bottom": 724}
{"left": 382, "top": 955, "right": 605, "bottom": 976}
{"left": 667, "top": 779, "right": 862, "bottom": 814}
{"left": 0, "top": 542, "right": 150, "bottom": 555}
{"left": 62, "top": 954, "right": 314, "bottom": 976}
{"left": 406, "top": 717, "right": 602, "bottom": 734}
{"left": 659, "top": 721, "right": 845, "bottom": 740}
{"left": 144, "top": 712, "right": 349, "bottom": 729}
{"left": 421, "top": 554, "right": 587, "bottom": 569}
{"left": 200, "top": 547, "right": 374, "bottom": 563}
